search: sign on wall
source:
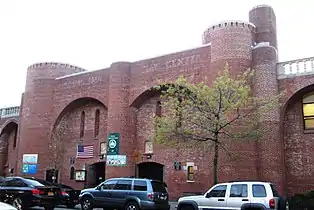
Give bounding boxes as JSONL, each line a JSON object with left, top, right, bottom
{"left": 22, "top": 154, "right": 38, "bottom": 175}
{"left": 107, "top": 133, "right": 120, "bottom": 155}
{"left": 106, "top": 155, "right": 127, "bottom": 166}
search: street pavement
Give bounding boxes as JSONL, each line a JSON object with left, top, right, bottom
{"left": 31, "top": 202, "right": 178, "bottom": 210}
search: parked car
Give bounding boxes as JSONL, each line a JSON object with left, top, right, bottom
{"left": 177, "top": 180, "right": 289, "bottom": 210}
{"left": 0, "top": 176, "right": 62, "bottom": 210}
{"left": 30, "top": 178, "right": 80, "bottom": 208}
{"left": 0, "top": 201, "right": 17, "bottom": 210}
{"left": 79, "top": 177, "right": 170, "bottom": 210}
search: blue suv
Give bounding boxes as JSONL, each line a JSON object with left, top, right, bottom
{"left": 79, "top": 177, "right": 170, "bottom": 210}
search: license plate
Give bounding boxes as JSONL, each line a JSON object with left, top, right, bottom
{"left": 48, "top": 192, "right": 54, "bottom": 196}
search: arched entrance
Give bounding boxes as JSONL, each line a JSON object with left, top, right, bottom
{"left": 45, "top": 169, "right": 59, "bottom": 183}
{"left": 87, "top": 161, "right": 106, "bottom": 188}
{"left": 0, "top": 120, "right": 18, "bottom": 177}
{"left": 137, "top": 162, "right": 164, "bottom": 181}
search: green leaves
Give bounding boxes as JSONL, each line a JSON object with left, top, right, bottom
{"left": 152, "top": 63, "right": 282, "bottom": 146}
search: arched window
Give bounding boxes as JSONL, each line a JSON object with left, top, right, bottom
{"left": 156, "top": 101, "right": 162, "bottom": 117}
{"left": 13, "top": 128, "right": 17, "bottom": 149}
{"left": 94, "top": 109, "right": 100, "bottom": 138}
{"left": 303, "top": 92, "right": 314, "bottom": 129}
{"left": 70, "top": 167, "right": 75, "bottom": 180}
{"left": 80, "top": 111, "right": 85, "bottom": 138}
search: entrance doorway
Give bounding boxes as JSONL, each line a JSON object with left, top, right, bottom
{"left": 45, "top": 169, "right": 59, "bottom": 183}
{"left": 87, "top": 162, "right": 106, "bottom": 188}
{"left": 137, "top": 162, "right": 164, "bottom": 182}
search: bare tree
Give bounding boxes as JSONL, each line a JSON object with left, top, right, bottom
{"left": 48, "top": 116, "right": 69, "bottom": 183}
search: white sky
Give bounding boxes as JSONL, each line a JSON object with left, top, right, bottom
{"left": 0, "top": 0, "right": 312, "bottom": 108}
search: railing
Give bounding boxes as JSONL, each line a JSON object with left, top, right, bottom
{"left": 277, "top": 57, "right": 314, "bottom": 79}
{"left": 0, "top": 106, "right": 20, "bottom": 119}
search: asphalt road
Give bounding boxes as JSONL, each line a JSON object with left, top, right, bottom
{"left": 31, "top": 202, "right": 178, "bottom": 210}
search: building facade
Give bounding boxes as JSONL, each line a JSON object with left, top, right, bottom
{"left": 0, "top": 4, "right": 313, "bottom": 200}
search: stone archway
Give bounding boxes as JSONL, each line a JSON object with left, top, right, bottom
{"left": 281, "top": 84, "right": 314, "bottom": 195}
{"left": 0, "top": 120, "right": 19, "bottom": 176}
{"left": 51, "top": 97, "right": 107, "bottom": 187}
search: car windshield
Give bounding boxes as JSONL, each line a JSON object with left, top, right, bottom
{"left": 151, "top": 181, "right": 167, "bottom": 193}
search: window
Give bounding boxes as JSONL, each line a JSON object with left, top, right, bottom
{"left": 114, "top": 180, "right": 132, "bottom": 190}
{"left": 230, "top": 184, "right": 248, "bottom": 197}
{"left": 80, "top": 111, "right": 85, "bottom": 138}
{"left": 270, "top": 184, "right": 279, "bottom": 197}
{"left": 13, "top": 128, "right": 17, "bottom": 149}
{"left": 151, "top": 181, "right": 167, "bottom": 193}
{"left": 94, "top": 109, "right": 100, "bottom": 138}
{"left": 156, "top": 101, "right": 162, "bottom": 117}
{"left": 70, "top": 167, "right": 75, "bottom": 180}
{"left": 134, "top": 180, "right": 147, "bottom": 191}
{"left": 302, "top": 92, "right": 314, "bottom": 129}
{"left": 252, "top": 184, "right": 267, "bottom": 197}
{"left": 5, "top": 179, "right": 28, "bottom": 187}
{"left": 187, "top": 166, "right": 194, "bottom": 181}
{"left": 101, "top": 180, "right": 117, "bottom": 190}
{"left": 209, "top": 185, "right": 227, "bottom": 197}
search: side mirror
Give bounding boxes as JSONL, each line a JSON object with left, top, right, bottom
{"left": 205, "top": 193, "right": 211, "bottom": 198}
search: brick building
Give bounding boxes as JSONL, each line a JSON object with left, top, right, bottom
{"left": 0, "top": 4, "right": 313, "bottom": 199}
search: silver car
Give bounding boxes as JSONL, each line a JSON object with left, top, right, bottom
{"left": 0, "top": 202, "right": 17, "bottom": 210}
{"left": 177, "top": 181, "right": 289, "bottom": 210}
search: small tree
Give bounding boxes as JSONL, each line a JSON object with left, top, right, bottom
{"left": 152, "top": 64, "right": 282, "bottom": 184}
{"left": 48, "top": 117, "right": 68, "bottom": 183}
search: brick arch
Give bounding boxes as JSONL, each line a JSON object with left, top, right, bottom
{"left": 0, "top": 118, "right": 19, "bottom": 135}
{"left": 279, "top": 83, "right": 314, "bottom": 194}
{"left": 52, "top": 97, "right": 107, "bottom": 131}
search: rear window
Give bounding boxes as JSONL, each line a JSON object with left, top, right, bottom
{"left": 24, "top": 179, "right": 45, "bottom": 187}
{"left": 31, "top": 179, "right": 54, "bottom": 186}
{"left": 151, "top": 181, "right": 167, "bottom": 193}
{"left": 270, "top": 184, "right": 279, "bottom": 197}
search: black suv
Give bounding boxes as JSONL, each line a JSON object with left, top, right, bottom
{"left": 79, "top": 177, "right": 170, "bottom": 210}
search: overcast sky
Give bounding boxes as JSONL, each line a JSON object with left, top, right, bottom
{"left": 0, "top": 0, "right": 312, "bottom": 108}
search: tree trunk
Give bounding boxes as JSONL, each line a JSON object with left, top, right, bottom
{"left": 213, "top": 140, "right": 219, "bottom": 184}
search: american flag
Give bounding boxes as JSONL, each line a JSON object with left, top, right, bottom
{"left": 76, "top": 145, "right": 94, "bottom": 159}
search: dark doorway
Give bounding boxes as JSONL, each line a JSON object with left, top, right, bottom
{"left": 45, "top": 169, "right": 59, "bottom": 183}
{"left": 87, "top": 162, "right": 106, "bottom": 188}
{"left": 137, "top": 162, "right": 164, "bottom": 182}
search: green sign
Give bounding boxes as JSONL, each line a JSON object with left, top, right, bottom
{"left": 107, "top": 133, "right": 120, "bottom": 155}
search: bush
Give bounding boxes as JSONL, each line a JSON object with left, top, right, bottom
{"left": 289, "top": 191, "right": 314, "bottom": 210}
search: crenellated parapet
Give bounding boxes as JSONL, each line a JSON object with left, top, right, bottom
{"left": 27, "top": 62, "right": 86, "bottom": 73}
{"left": 277, "top": 57, "right": 314, "bottom": 79}
{"left": 202, "top": 20, "right": 255, "bottom": 45}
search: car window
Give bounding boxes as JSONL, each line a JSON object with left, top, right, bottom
{"left": 24, "top": 179, "right": 45, "bottom": 187}
{"left": 209, "top": 185, "right": 227, "bottom": 197}
{"left": 5, "top": 179, "right": 28, "bottom": 187}
{"left": 114, "top": 180, "right": 132, "bottom": 190}
{"left": 151, "top": 181, "right": 167, "bottom": 193}
{"left": 30, "top": 179, "right": 54, "bottom": 186}
{"left": 229, "top": 184, "right": 248, "bottom": 197}
{"left": 270, "top": 184, "right": 279, "bottom": 197}
{"left": 252, "top": 184, "right": 267, "bottom": 197}
{"left": 101, "top": 180, "right": 118, "bottom": 190}
{"left": 133, "top": 180, "right": 147, "bottom": 191}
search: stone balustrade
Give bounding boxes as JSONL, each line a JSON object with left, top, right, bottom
{"left": 277, "top": 57, "right": 314, "bottom": 79}
{"left": 0, "top": 106, "right": 20, "bottom": 119}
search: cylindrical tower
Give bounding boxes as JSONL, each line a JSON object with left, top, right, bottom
{"left": 203, "top": 20, "right": 255, "bottom": 77}
{"left": 249, "top": 4, "right": 277, "bottom": 49}
{"left": 106, "top": 62, "right": 136, "bottom": 178}
{"left": 17, "top": 62, "right": 86, "bottom": 177}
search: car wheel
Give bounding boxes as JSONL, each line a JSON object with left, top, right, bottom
{"left": 125, "top": 201, "right": 139, "bottom": 210}
{"left": 81, "top": 196, "right": 93, "bottom": 210}
{"left": 179, "top": 204, "right": 194, "bottom": 210}
{"left": 12, "top": 197, "right": 23, "bottom": 210}
{"left": 44, "top": 205, "right": 55, "bottom": 210}
{"left": 66, "top": 203, "right": 76, "bottom": 209}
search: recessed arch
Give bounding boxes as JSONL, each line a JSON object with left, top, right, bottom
{"left": 52, "top": 97, "right": 107, "bottom": 131}
{"left": 0, "top": 118, "right": 19, "bottom": 136}
{"left": 279, "top": 84, "right": 314, "bottom": 195}
{"left": 137, "top": 161, "right": 164, "bottom": 182}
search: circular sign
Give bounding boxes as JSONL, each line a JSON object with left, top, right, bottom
{"left": 109, "top": 139, "right": 117, "bottom": 148}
